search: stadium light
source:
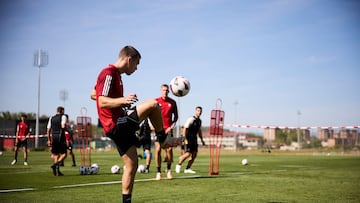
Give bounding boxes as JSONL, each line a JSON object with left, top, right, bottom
{"left": 297, "top": 110, "right": 302, "bottom": 150}
{"left": 59, "top": 89, "right": 68, "bottom": 108}
{"left": 233, "top": 100, "right": 239, "bottom": 132}
{"left": 34, "top": 49, "right": 48, "bottom": 148}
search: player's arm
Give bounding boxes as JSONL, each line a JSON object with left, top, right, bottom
{"left": 183, "top": 117, "right": 192, "bottom": 144}
{"left": 15, "top": 125, "right": 19, "bottom": 143}
{"left": 46, "top": 118, "right": 52, "bottom": 146}
{"left": 98, "top": 93, "right": 138, "bottom": 109}
{"left": 26, "top": 124, "right": 31, "bottom": 138}
{"left": 198, "top": 128, "right": 205, "bottom": 146}
{"left": 182, "top": 126, "right": 187, "bottom": 137}
{"left": 61, "top": 115, "right": 67, "bottom": 130}
{"left": 172, "top": 104, "right": 179, "bottom": 127}
{"left": 90, "top": 89, "right": 96, "bottom": 100}
{"left": 165, "top": 105, "right": 179, "bottom": 134}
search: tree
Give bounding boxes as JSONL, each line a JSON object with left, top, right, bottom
{"left": 0, "top": 111, "right": 47, "bottom": 120}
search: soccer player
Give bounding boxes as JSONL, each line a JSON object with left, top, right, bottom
{"left": 64, "top": 114, "right": 76, "bottom": 167}
{"left": 138, "top": 118, "right": 153, "bottom": 173}
{"left": 155, "top": 84, "right": 179, "bottom": 180}
{"left": 11, "top": 114, "right": 31, "bottom": 166}
{"left": 90, "top": 45, "right": 183, "bottom": 203}
{"left": 47, "top": 106, "right": 67, "bottom": 176}
{"left": 175, "top": 106, "right": 205, "bottom": 174}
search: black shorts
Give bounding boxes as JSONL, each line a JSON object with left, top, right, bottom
{"left": 141, "top": 137, "right": 151, "bottom": 151}
{"left": 51, "top": 133, "right": 67, "bottom": 154}
{"left": 184, "top": 143, "right": 198, "bottom": 153}
{"left": 154, "top": 129, "right": 173, "bottom": 143}
{"left": 16, "top": 139, "right": 27, "bottom": 148}
{"left": 106, "top": 107, "right": 140, "bottom": 156}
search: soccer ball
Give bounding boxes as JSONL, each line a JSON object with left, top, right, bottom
{"left": 137, "top": 164, "right": 146, "bottom": 173}
{"left": 111, "top": 165, "right": 120, "bottom": 174}
{"left": 79, "top": 166, "right": 88, "bottom": 175}
{"left": 89, "top": 163, "right": 99, "bottom": 174}
{"left": 169, "top": 76, "right": 190, "bottom": 97}
{"left": 241, "top": 159, "right": 248, "bottom": 166}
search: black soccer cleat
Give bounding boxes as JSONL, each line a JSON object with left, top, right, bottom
{"left": 51, "top": 164, "right": 57, "bottom": 176}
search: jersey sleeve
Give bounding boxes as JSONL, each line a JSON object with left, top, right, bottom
{"left": 61, "top": 115, "right": 67, "bottom": 126}
{"left": 47, "top": 117, "right": 52, "bottom": 129}
{"left": 183, "top": 117, "right": 194, "bottom": 128}
{"left": 96, "top": 69, "right": 113, "bottom": 97}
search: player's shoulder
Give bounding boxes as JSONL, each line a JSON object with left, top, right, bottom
{"left": 187, "top": 116, "right": 195, "bottom": 123}
{"left": 167, "top": 97, "right": 177, "bottom": 103}
{"left": 100, "top": 64, "right": 117, "bottom": 75}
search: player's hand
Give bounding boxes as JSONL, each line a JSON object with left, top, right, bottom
{"left": 202, "top": 141, "right": 206, "bottom": 146}
{"left": 165, "top": 127, "right": 172, "bottom": 135}
{"left": 125, "top": 93, "right": 138, "bottom": 105}
{"left": 47, "top": 140, "right": 52, "bottom": 147}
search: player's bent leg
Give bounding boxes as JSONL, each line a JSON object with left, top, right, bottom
{"left": 136, "top": 99, "right": 161, "bottom": 123}
{"left": 136, "top": 99, "right": 167, "bottom": 135}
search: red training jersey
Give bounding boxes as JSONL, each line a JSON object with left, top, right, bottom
{"left": 65, "top": 131, "right": 73, "bottom": 142}
{"left": 17, "top": 121, "right": 30, "bottom": 141}
{"left": 95, "top": 64, "right": 125, "bottom": 134}
{"left": 156, "top": 97, "right": 178, "bottom": 129}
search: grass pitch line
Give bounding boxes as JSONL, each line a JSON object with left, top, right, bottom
{"left": 52, "top": 175, "right": 202, "bottom": 189}
{"left": 0, "top": 188, "right": 35, "bottom": 193}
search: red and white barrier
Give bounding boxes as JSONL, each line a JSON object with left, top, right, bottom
{"left": 227, "top": 124, "right": 359, "bottom": 130}
{"left": 0, "top": 134, "right": 48, "bottom": 139}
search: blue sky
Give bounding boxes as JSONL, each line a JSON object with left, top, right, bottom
{"left": 1, "top": 0, "right": 359, "bottom": 133}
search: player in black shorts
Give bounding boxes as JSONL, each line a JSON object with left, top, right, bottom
{"left": 175, "top": 106, "right": 205, "bottom": 174}
{"left": 47, "top": 106, "right": 67, "bottom": 176}
{"left": 90, "top": 45, "right": 184, "bottom": 203}
{"left": 138, "top": 118, "right": 153, "bottom": 173}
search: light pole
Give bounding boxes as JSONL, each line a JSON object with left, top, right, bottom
{"left": 34, "top": 49, "right": 48, "bottom": 148}
{"left": 234, "top": 100, "right": 238, "bottom": 131}
{"left": 59, "top": 89, "right": 68, "bottom": 108}
{"left": 297, "top": 110, "right": 302, "bottom": 150}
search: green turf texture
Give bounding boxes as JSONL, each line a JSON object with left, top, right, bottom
{"left": 0, "top": 149, "right": 359, "bottom": 202}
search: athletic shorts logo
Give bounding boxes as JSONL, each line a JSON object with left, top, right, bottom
{"left": 117, "top": 117, "right": 127, "bottom": 125}
{"left": 126, "top": 110, "right": 135, "bottom": 116}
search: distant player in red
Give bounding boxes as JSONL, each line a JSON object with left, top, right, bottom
{"left": 11, "top": 114, "right": 31, "bottom": 166}
{"left": 155, "top": 84, "right": 178, "bottom": 180}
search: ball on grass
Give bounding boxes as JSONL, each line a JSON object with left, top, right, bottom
{"left": 241, "top": 159, "right": 248, "bottom": 166}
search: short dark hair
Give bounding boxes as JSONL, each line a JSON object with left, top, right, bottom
{"left": 119, "top": 45, "right": 141, "bottom": 60}
{"left": 57, "top": 106, "right": 64, "bottom": 114}
{"left": 196, "top": 106, "right": 202, "bottom": 111}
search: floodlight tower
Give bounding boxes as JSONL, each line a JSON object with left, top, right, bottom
{"left": 34, "top": 49, "right": 48, "bottom": 148}
{"left": 297, "top": 110, "right": 302, "bottom": 150}
{"left": 233, "top": 100, "right": 239, "bottom": 131}
{"left": 59, "top": 89, "right": 69, "bottom": 108}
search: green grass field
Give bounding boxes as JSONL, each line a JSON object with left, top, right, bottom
{"left": 0, "top": 148, "right": 359, "bottom": 203}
